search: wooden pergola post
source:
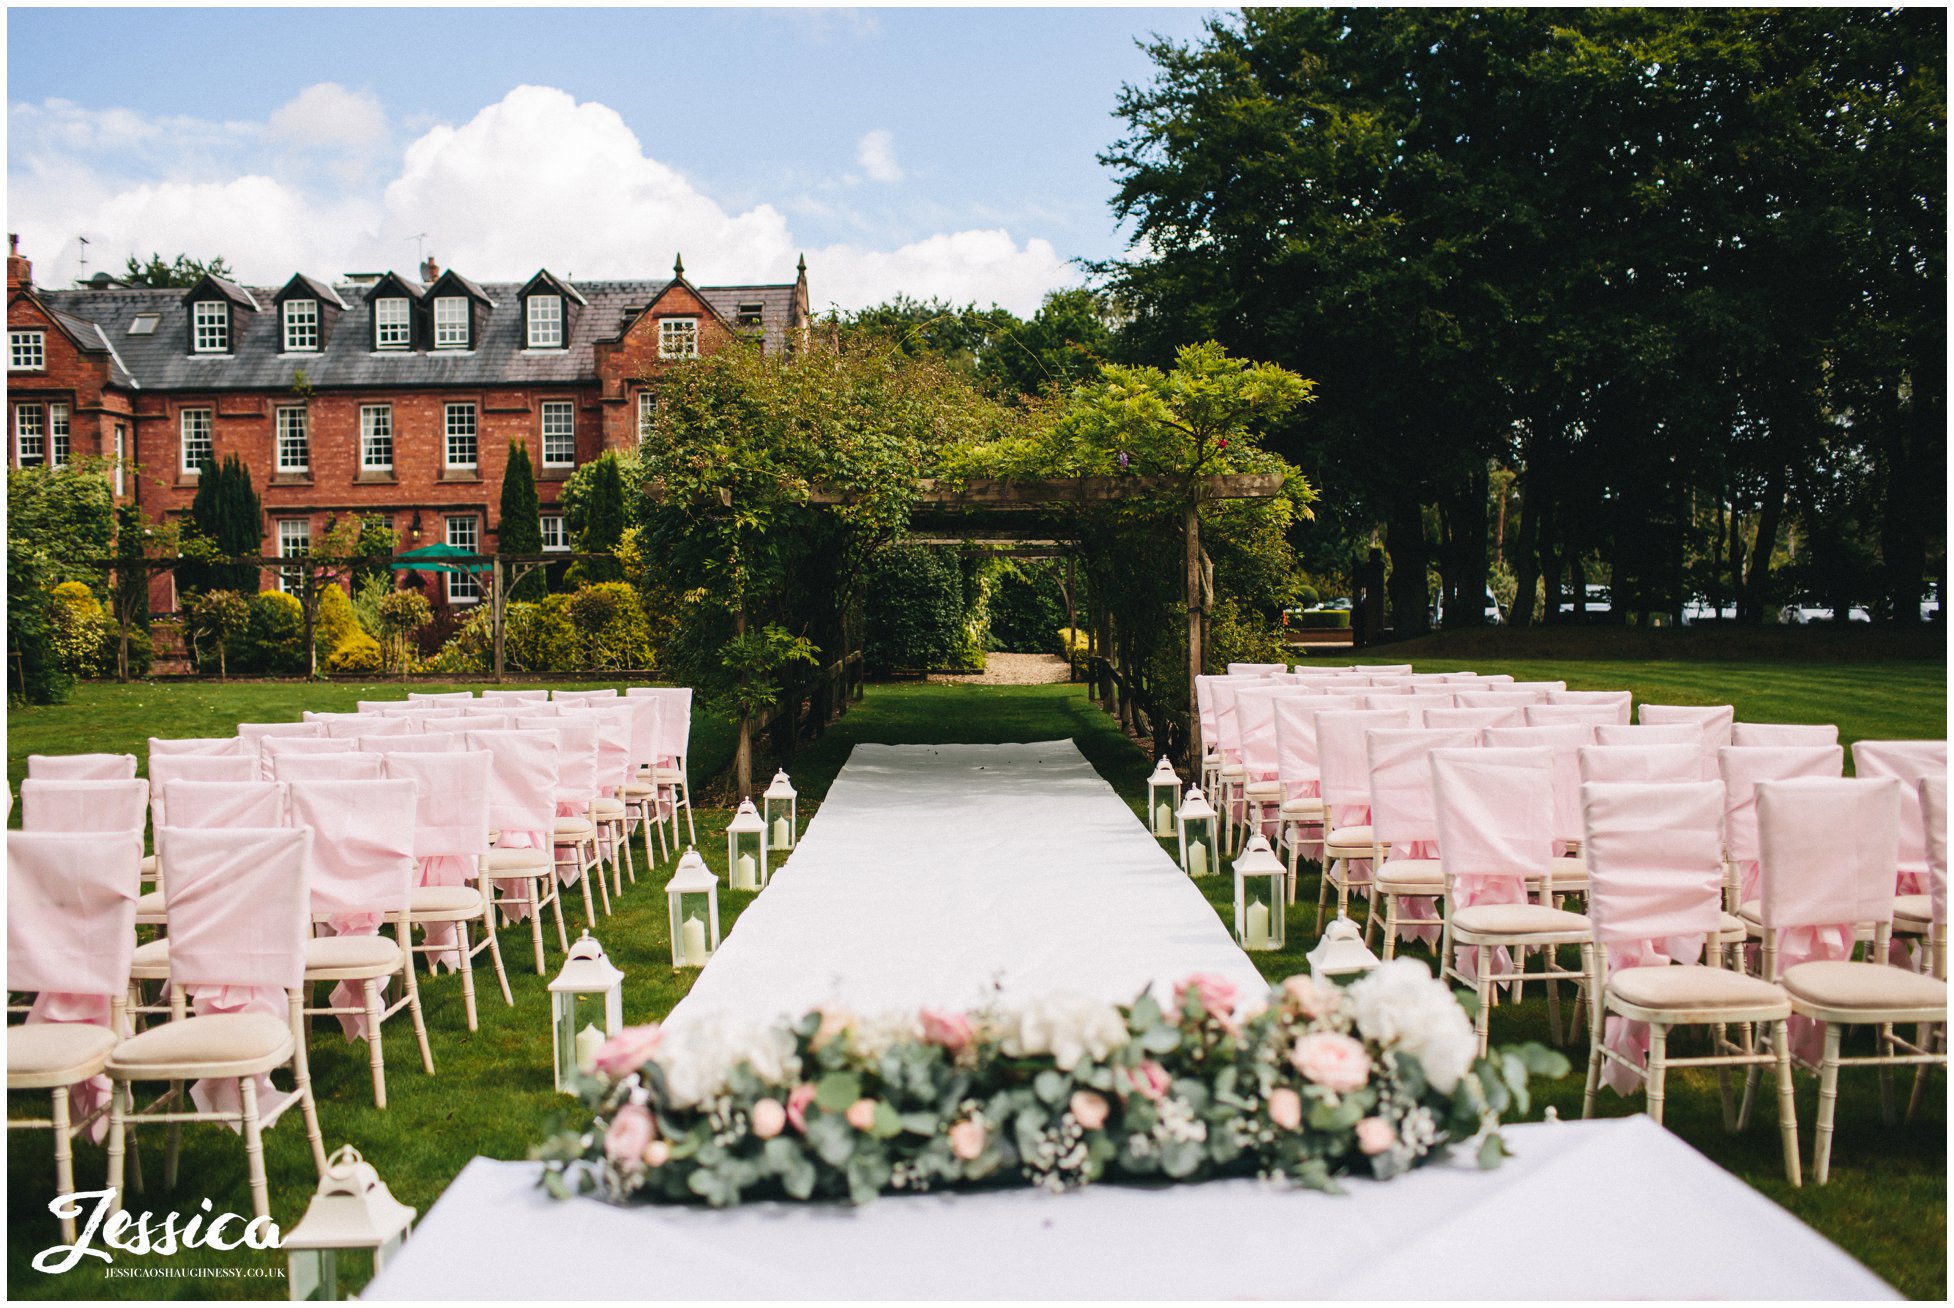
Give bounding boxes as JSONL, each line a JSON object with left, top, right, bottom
{"left": 1184, "top": 500, "right": 1204, "bottom": 765}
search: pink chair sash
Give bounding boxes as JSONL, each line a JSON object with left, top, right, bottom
{"left": 1235, "top": 687, "right": 1313, "bottom": 780}
{"left": 1424, "top": 707, "right": 1523, "bottom": 731}
{"left": 384, "top": 751, "right": 492, "bottom": 971}
{"left": 1272, "top": 696, "right": 1364, "bottom": 801}
{"left": 1544, "top": 690, "right": 1633, "bottom": 724}
{"left": 27, "top": 753, "right": 137, "bottom": 780}
{"left": 409, "top": 691, "right": 477, "bottom": 704}
{"left": 1524, "top": 703, "right": 1621, "bottom": 729}
{"left": 362, "top": 731, "right": 457, "bottom": 753}
{"left": 155, "top": 825, "right": 311, "bottom": 1121}
{"left": 149, "top": 754, "right": 255, "bottom": 830}
{"left": 480, "top": 689, "right": 549, "bottom": 705}
{"left": 1732, "top": 722, "right": 1838, "bottom": 748}
{"left": 11, "top": 830, "right": 142, "bottom": 1140}
{"left": 1581, "top": 780, "right": 1724, "bottom": 1093}
{"left": 1367, "top": 727, "right": 1476, "bottom": 948}
{"left": 1851, "top": 740, "right": 1948, "bottom": 894}
{"left": 1483, "top": 724, "right": 1595, "bottom": 849}
{"left": 1316, "top": 710, "right": 1413, "bottom": 826}
{"left": 272, "top": 752, "right": 385, "bottom": 782}
{"left": 21, "top": 779, "right": 150, "bottom": 833}
{"left": 555, "top": 687, "right": 619, "bottom": 700}
{"left": 1719, "top": 745, "right": 1845, "bottom": 902}
{"left": 261, "top": 735, "right": 360, "bottom": 779}
{"left": 288, "top": 780, "right": 418, "bottom": 1039}
{"left": 1456, "top": 690, "right": 1542, "bottom": 709}
{"left": 466, "top": 730, "right": 562, "bottom": 922}
{"left": 324, "top": 714, "right": 412, "bottom": 740}
{"left": 1921, "top": 777, "right": 1948, "bottom": 930}
{"left": 1638, "top": 704, "right": 1734, "bottom": 781}
{"left": 1577, "top": 743, "right": 1703, "bottom": 785}
{"left": 164, "top": 780, "right": 286, "bottom": 830}
{"left": 1505, "top": 681, "right": 1569, "bottom": 696}
{"left": 148, "top": 736, "right": 248, "bottom": 757}
{"left": 1433, "top": 747, "right": 1556, "bottom": 981}
{"left": 518, "top": 716, "right": 600, "bottom": 804}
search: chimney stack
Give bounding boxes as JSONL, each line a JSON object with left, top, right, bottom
{"left": 7, "top": 234, "right": 30, "bottom": 291}
{"left": 420, "top": 254, "right": 440, "bottom": 284}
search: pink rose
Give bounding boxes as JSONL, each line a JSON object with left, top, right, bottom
{"left": 751, "top": 1097, "right": 786, "bottom": 1139}
{"left": 642, "top": 1138, "right": 672, "bottom": 1168}
{"left": 948, "top": 1118, "right": 987, "bottom": 1161}
{"left": 1069, "top": 1090, "right": 1110, "bottom": 1131}
{"left": 1174, "top": 974, "right": 1238, "bottom": 1022}
{"left": 919, "top": 1008, "right": 974, "bottom": 1054}
{"left": 1268, "top": 1087, "right": 1303, "bottom": 1131}
{"left": 786, "top": 1083, "right": 817, "bottom": 1134}
{"left": 604, "top": 1104, "right": 654, "bottom": 1164}
{"left": 591, "top": 1024, "right": 664, "bottom": 1080}
{"left": 1291, "top": 1033, "right": 1371, "bottom": 1094}
{"left": 810, "top": 1007, "right": 852, "bottom": 1051}
{"left": 846, "top": 1098, "right": 879, "bottom": 1132}
{"left": 1355, "top": 1116, "right": 1397, "bottom": 1156}
{"left": 1121, "top": 1060, "right": 1171, "bottom": 1102}
{"left": 1281, "top": 974, "right": 1339, "bottom": 1021}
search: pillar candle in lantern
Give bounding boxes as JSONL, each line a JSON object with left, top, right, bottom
{"left": 683, "top": 914, "right": 708, "bottom": 966}
{"left": 575, "top": 1023, "right": 606, "bottom": 1074}
{"left": 1246, "top": 900, "right": 1270, "bottom": 949}
{"left": 1188, "top": 842, "right": 1208, "bottom": 878}
{"left": 735, "top": 853, "right": 757, "bottom": 889}
{"left": 772, "top": 816, "right": 790, "bottom": 849}
{"left": 1153, "top": 802, "right": 1172, "bottom": 836}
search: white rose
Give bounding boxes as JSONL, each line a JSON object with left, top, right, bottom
{"left": 657, "top": 1021, "right": 735, "bottom": 1108}
{"left": 1346, "top": 958, "right": 1478, "bottom": 1094}
{"left": 1000, "top": 992, "right": 1127, "bottom": 1070}
{"left": 736, "top": 1020, "right": 802, "bottom": 1086}
{"left": 847, "top": 1010, "right": 922, "bottom": 1061}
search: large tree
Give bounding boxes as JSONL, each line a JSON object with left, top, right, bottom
{"left": 122, "top": 252, "right": 234, "bottom": 288}
{"left": 179, "top": 456, "right": 264, "bottom": 597}
{"left": 499, "top": 440, "right": 546, "bottom": 600}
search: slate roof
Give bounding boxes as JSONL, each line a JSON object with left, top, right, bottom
{"left": 40, "top": 273, "right": 798, "bottom": 392}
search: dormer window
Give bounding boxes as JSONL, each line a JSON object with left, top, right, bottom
{"left": 192, "top": 301, "right": 229, "bottom": 353}
{"left": 375, "top": 297, "right": 410, "bottom": 349}
{"left": 9, "top": 330, "right": 44, "bottom": 370}
{"left": 659, "top": 317, "right": 699, "bottom": 359}
{"left": 283, "top": 299, "right": 319, "bottom": 351}
{"left": 526, "top": 295, "right": 563, "bottom": 349}
{"left": 433, "top": 296, "right": 469, "bottom": 349}
{"left": 736, "top": 302, "right": 764, "bottom": 329}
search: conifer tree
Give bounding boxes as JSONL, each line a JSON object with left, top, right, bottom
{"left": 500, "top": 440, "right": 546, "bottom": 599}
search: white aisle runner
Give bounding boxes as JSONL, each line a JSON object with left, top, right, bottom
{"left": 667, "top": 741, "right": 1266, "bottom": 1033}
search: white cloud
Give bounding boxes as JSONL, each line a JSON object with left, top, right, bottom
{"left": 8, "top": 85, "right": 1073, "bottom": 314}
{"left": 266, "top": 83, "right": 389, "bottom": 154}
{"left": 855, "top": 129, "right": 903, "bottom": 184}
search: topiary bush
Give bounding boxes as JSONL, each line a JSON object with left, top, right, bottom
{"left": 314, "top": 583, "right": 361, "bottom": 659}
{"left": 863, "top": 545, "right": 964, "bottom": 673}
{"left": 189, "top": 589, "right": 251, "bottom": 679}
{"left": 239, "top": 590, "right": 306, "bottom": 674}
{"left": 49, "top": 581, "right": 111, "bottom": 678}
{"left": 325, "top": 629, "right": 384, "bottom": 674}
{"left": 1293, "top": 609, "right": 1351, "bottom": 629}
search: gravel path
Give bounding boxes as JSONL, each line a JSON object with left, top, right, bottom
{"left": 928, "top": 653, "right": 1074, "bottom": 685}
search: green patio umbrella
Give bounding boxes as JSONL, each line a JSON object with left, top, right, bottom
{"left": 389, "top": 543, "right": 492, "bottom": 576}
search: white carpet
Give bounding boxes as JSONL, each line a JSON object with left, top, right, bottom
{"left": 665, "top": 740, "right": 1267, "bottom": 1033}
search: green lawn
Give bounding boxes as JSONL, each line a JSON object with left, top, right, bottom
{"left": 6, "top": 664, "right": 1946, "bottom": 1299}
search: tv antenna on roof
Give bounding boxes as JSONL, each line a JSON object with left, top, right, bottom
{"left": 77, "top": 234, "right": 90, "bottom": 276}
{"left": 408, "top": 232, "right": 428, "bottom": 262}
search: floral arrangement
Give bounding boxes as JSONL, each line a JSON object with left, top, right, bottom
{"left": 535, "top": 960, "right": 1568, "bottom": 1208}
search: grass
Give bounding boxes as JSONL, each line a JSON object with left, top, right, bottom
{"left": 6, "top": 663, "right": 1946, "bottom": 1299}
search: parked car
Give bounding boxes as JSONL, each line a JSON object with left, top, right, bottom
{"left": 1432, "top": 589, "right": 1503, "bottom": 628}
{"left": 1681, "top": 600, "right": 1738, "bottom": 625}
{"left": 1781, "top": 602, "right": 1871, "bottom": 625}
{"left": 1556, "top": 584, "right": 1612, "bottom": 619}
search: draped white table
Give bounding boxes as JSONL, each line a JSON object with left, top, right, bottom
{"left": 364, "top": 1116, "right": 1892, "bottom": 1299}
{"left": 664, "top": 740, "right": 1267, "bottom": 1034}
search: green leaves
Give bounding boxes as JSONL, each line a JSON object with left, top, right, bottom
{"left": 814, "top": 1072, "right": 862, "bottom": 1113}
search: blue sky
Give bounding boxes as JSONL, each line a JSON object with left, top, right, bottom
{"left": 7, "top": 7, "right": 1223, "bottom": 312}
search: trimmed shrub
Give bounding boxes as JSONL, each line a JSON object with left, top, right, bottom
{"left": 50, "top": 581, "right": 110, "bottom": 678}
{"left": 568, "top": 581, "right": 654, "bottom": 670}
{"left": 325, "top": 630, "right": 384, "bottom": 674}
{"left": 863, "top": 545, "right": 963, "bottom": 673}
{"left": 506, "top": 595, "right": 581, "bottom": 672}
{"left": 314, "top": 583, "right": 361, "bottom": 657}
{"left": 1293, "top": 609, "right": 1351, "bottom": 629}
{"left": 239, "top": 590, "right": 307, "bottom": 674}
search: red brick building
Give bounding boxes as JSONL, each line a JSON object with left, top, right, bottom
{"left": 6, "top": 237, "right": 808, "bottom": 610}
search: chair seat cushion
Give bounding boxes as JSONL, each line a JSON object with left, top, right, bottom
{"left": 485, "top": 846, "right": 552, "bottom": 875}
{"left": 303, "top": 934, "right": 401, "bottom": 976}
{"left": 1278, "top": 797, "right": 1324, "bottom": 818}
{"left": 9, "top": 1023, "right": 119, "bottom": 1088}
{"left": 1220, "top": 764, "right": 1247, "bottom": 779}
{"left": 1375, "top": 858, "right": 1443, "bottom": 888}
{"left": 1780, "top": 960, "right": 1948, "bottom": 1013}
{"left": 653, "top": 767, "right": 685, "bottom": 784}
{"left": 411, "top": 885, "right": 483, "bottom": 916}
{"left": 1243, "top": 781, "right": 1284, "bottom": 800}
{"left": 130, "top": 937, "right": 171, "bottom": 978}
{"left": 106, "top": 1013, "right": 292, "bottom": 1077}
{"left": 1453, "top": 903, "right": 1592, "bottom": 938}
{"left": 140, "top": 853, "right": 158, "bottom": 879}
{"left": 1324, "top": 825, "right": 1374, "bottom": 851}
{"left": 622, "top": 781, "right": 658, "bottom": 798}
{"left": 1610, "top": 964, "right": 1788, "bottom": 1013}
{"left": 1893, "top": 894, "right": 1934, "bottom": 929}
{"left": 135, "top": 889, "right": 167, "bottom": 920}
{"left": 554, "top": 816, "right": 597, "bottom": 840}
{"left": 591, "top": 797, "right": 626, "bottom": 819}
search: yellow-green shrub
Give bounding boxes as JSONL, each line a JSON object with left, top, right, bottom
{"left": 325, "top": 629, "right": 384, "bottom": 674}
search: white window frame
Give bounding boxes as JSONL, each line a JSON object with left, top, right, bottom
{"left": 637, "top": 389, "right": 656, "bottom": 440}
{"left": 360, "top": 404, "right": 394, "bottom": 472}
{"left": 658, "top": 316, "right": 698, "bottom": 359}
{"left": 48, "top": 402, "right": 69, "bottom": 467}
{"left": 180, "top": 408, "right": 213, "bottom": 476}
{"left": 192, "top": 300, "right": 229, "bottom": 353}
{"left": 15, "top": 403, "right": 45, "bottom": 465}
{"left": 540, "top": 513, "right": 568, "bottom": 552}
{"left": 10, "top": 329, "right": 46, "bottom": 370}
{"left": 283, "top": 298, "right": 319, "bottom": 352}
{"left": 526, "top": 294, "right": 563, "bottom": 349}
{"left": 540, "top": 400, "right": 576, "bottom": 468}
{"left": 375, "top": 297, "right": 411, "bottom": 349}
{"left": 445, "top": 516, "right": 482, "bottom": 602}
{"left": 444, "top": 403, "right": 478, "bottom": 470}
{"left": 113, "top": 423, "right": 126, "bottom": 496}
{"left": 275, "top": 406, "right": 309, "bottom": 474}
{"left": 276, "top": 518, "right": 310, "bottom": 594}
{"left": 433, "top": 296, "right": 469, "bottom": 349}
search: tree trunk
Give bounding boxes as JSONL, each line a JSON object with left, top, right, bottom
{"left": 734, "top": 604, "right": 752, "bottom": 798}
{"left": 1184, "top": 501, "right": 1204, "bottom": 765}
{"left": 1444, "top": 462, "right": 1489, "bottom": 629}
{"left": 492, "top": 558, "right": 507, "bottom": 682}
{"left": 1510, "top": 470, "right": 1542, "bottom": 628}
{"left": 1384, "top": 498, "right": 1430, "bottom": 639}
{"left": 1739, "top": 464, "right": 1788, "bottom": 624}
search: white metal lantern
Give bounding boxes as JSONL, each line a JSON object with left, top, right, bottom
{"left": 1146, "top": 757, "right": 1182, "bottom": 838}
{"left": 1307, "top": 914, "right": 1382, "bottom": 979}
{"left": 284, "top": 1145, "right": 416, "bottom": 1300}
{"left": 548, "top": 931, "right": 625, "bottom": 1093}
{"left": 1177, "top": 785, "right": 1220, "bottom": 878}
{"left": 666, "top": 846, "right": 721, "bottom": 970}
{"left": 725, "top": 798, "right": 768, "bottom": 891}
{"left": 763, "top": 768, "right": 798, "bottom": 853}
{"left": 1233, "top": 834, "right": 1287, "bottom": 951}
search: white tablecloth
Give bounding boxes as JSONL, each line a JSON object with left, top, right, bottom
{"left": 364, "top": 1116, "right": 1892, "bottom": 1299}
{"left": 666, "top": 741, "right": 1267, "bottom": 1034}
